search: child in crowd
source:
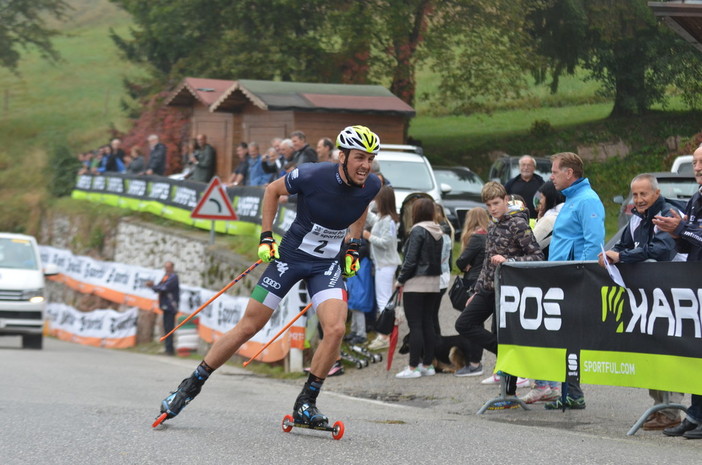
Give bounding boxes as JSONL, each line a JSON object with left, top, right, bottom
{"left": 453, "top": 207, "right": 489, "bottom": 377}
{"left": 455, "top": 182, "right": 544, "bottom": 407}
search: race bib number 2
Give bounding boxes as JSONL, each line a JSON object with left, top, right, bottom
{"left": 298, "top": 224, "right": 346, "bottom": 259}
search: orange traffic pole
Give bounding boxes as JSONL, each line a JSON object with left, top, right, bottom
{"left": 160, "top": 259, "right": 263, "bottom": 342}
{"left": 242, "top": 302, "right": 313, "bottom": 367}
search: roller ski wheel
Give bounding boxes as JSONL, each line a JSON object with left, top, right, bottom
{"left": 340, "top": 351, "right": 366, "bottom": 369}
{"left": 281, "top": 414, "right": 345, "bottom": 440}
{"left": 152, "top": 412, "right": 168, "bottom": 428}
{"left": 351, "top": 344, "right": 382, "bottom": 363}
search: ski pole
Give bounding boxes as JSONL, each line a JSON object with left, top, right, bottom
{"left": 160, "top": 259, "right": 263, "bottom": 342}
{"left": 242, "top": 302, "right": 313, "bottom": 367}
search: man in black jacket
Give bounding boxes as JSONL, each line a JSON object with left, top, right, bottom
{"left": 599, "top": 173, "right": 682, "bottom": 431}
{"left": 504, "top": 155, "right": 544, "bottom": 219}
{"left": 654, "top": 146, "right": 702, "bottom": 438}
{"left": 290, "top": 130, "right": 318, "bottom": 166}
{"left": 146, "top": 134, "right": 167, "bottom": 176}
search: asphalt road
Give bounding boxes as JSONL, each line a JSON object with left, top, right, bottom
{"left": 1, "top": 335, "right": 700, "bottom": 465}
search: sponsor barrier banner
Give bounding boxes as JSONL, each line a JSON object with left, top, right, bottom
{"left": 45, "top": 303, "right": 138, "bottom": 349}
{"left": 71, "top": 174, "right": 294, "bottom": 237}
{"left": 494, "top": 261, "right": 702, "bottom": 395}
{"left": 40, "top": 246, "right": 308, "bottom": 362}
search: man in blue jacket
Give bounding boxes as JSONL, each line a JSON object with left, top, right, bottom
{"left": 546, "top": 152, "right": 605, "bottom": 410}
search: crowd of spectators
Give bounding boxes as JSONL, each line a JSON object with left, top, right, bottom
{"left": 77, "top": 135, "right": 167, "bottom": 177}
{"left": 77, "top": 129, "right": 340, "bottom": 187}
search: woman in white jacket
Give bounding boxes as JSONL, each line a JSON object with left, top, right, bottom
{"left": 364, "top": 186, "right": 402, "bottom": 350}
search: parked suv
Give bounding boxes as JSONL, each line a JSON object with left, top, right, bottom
{"left": 488, "top": 155, "right": 552, "bottom": 185}
{"left": 375, "top": 144, "right": 448, "bottom": 211}
{"left": 375, "top": 145, "right": 449, "bottom": 243}
{"left": 0, "top": 233, "right": 58, "bottom": 349}
{"left": 433, "top": 166, "right": 484, "bottom": 238}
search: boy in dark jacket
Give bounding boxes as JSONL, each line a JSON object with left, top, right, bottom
{"left": 455, "top": 182, "right": 544, "bottom": 407}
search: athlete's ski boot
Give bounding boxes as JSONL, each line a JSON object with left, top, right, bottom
{"left": 293, "top": 399, "right": 329, "bottom": 428}
{"left": 160, "top": 372, "right": 205, "bottom": 420}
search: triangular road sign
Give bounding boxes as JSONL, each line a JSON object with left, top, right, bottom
{"left": 190, "top": 176, "right": 238, "bottom": 220}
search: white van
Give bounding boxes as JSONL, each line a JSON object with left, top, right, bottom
{"left": 0, "top": 233, "right": 58, "bottom": 349}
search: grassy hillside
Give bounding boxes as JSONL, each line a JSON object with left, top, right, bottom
{"left": 0, "top": 0, "right": 140, "bottom": 233}
{"left": 1, "top": 1, "right": 700, "bottom": 241}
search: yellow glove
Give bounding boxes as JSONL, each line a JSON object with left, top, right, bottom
{"left": 343, "top": 239, "right": 361, "bottom": 278}
{"left": 258, "top": 231, "right": 280, "bottom": 263}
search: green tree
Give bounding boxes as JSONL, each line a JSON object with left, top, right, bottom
{"left": 529, "top": 0, "right": 702, "bottom": 117}
{"left": 109, "top": 0, "right": 336, "bottom": 88}
{"left": 424, "top": 0, "right": 538, "bottom": 114}
{"left": 0, "top": 0, "right": 70, "bottom": 71}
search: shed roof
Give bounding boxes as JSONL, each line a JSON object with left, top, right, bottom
{"left": 210, "top": 79, "right": 415, "bottom": 116}
{"left": 649, "top": 1, "right": 702, "bottom": 53}
{"left": 166, "top": 77, "right": 236, "bottom": 107}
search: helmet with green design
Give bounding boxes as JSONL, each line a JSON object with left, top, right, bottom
{"left": 336, "top": 125, "right": 380, "bottom": 155}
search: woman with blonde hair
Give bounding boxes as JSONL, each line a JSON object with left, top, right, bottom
{"left": 456, "top": 208, "right": 490, "bottom": 290}
{"left": 451, "top": 207, "right": 489, "bottom": 377}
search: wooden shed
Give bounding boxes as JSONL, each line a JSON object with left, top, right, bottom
{"left": 166, "top": 78, "right": 415, "bottom": 181}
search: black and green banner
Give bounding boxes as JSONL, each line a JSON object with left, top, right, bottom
{"left": 72, "top": 174, "right": 295, "bottom": 237}
{"left": 495, "top": 261, "right": 702, "bottom": 395}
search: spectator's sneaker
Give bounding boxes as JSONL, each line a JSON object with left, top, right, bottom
{"left": 545, "top": 396, "right": 586, "bottom": 410}
{"left": 419, "top": 364, "right": 436, "bottom": 376}
{"left": 481, "top": 373, "right": 501, "bottom": 385}
{"left": 395, "top": 366, "right": 422, "bottom": 379}
{"left": 541, "top": 388, "right": 561, "bottom": 402}
{"left": 368, "top": 336, "right": 390, "bottom": 351}
{"left": 327, "top": 360, "right": 344, "bottom": 377}
{"left": 520, "top": 387, "right": 553, "bottom": 404}
{"left": 454, "top": 363, "right": 483, "bottom": 377}
{"left": 516, "top": 377, "right": 531, "bottom": 388}
{"left": 349, "top": 335, "right": 367, "bottom": 345}
{"left": 487, "top": 400, "right": 520, "bottom": 410}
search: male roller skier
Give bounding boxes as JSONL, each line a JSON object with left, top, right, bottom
{"left": 159, "top": 125, "right": 382, "bottom": 427}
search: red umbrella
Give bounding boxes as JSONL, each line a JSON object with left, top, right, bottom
{"left": 385, "top": 288, "right": 402, "bottom": 371}
{"left": 386, "top": 324, "right": 399, "bottom": 371}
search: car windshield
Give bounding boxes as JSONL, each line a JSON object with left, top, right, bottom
{"left": 434, "top": 169, "right": 483, "bottom": 194}
{"left": 377, "top": 159, "right": 434, "bottom": 191}
{"left": 676, "top": 162, "right": 694, "bottom": 176}
{"left": 0, "top": 238, "right": 38, "bottom": 270}
{"left": 659, "top": 179, "right": 699, "bottom": 200}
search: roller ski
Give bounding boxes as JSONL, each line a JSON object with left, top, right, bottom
{"left": 281, "top": 401, "right": 345, "bottom": 440}
{"left": 340, "top": 350, "right": 368, "bottom": 369}
{"left": 152, "top": 370, "right": 206, "bottom": 427}
{"left": 350, "top": 344, "right": 382, "bottom": 363}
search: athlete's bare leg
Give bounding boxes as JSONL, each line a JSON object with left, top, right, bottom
{"left": 203, "top": 299, "right": 273, "bottom": 369}
{"left": 309, "top": 298, "right": 348, "bottom": 377}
